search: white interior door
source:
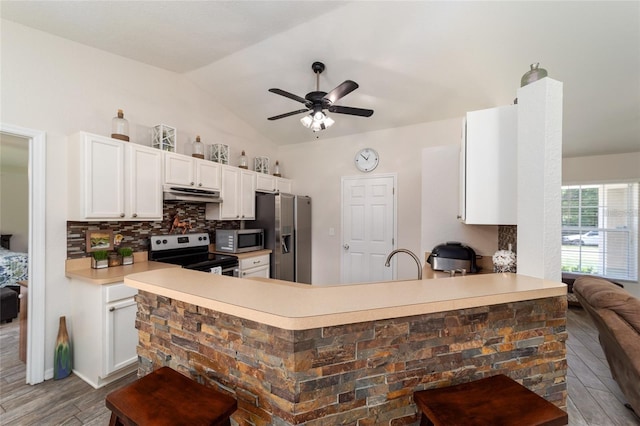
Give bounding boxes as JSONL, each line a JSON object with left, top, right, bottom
{"left": 341, "top": 175, "right": 396, "bottom": 283}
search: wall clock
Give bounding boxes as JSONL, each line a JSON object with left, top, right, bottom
{"left": 354, "top": 148, "right": 379, "bottom": 172}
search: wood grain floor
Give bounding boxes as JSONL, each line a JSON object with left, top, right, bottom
{"left": 1, "top": 306, "right": 638, "bottom": 425}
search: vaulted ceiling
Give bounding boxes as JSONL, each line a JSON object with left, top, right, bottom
{"left": 2, "top": 1, "right": 639, "bottom": 157}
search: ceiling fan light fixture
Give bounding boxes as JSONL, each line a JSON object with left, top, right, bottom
{"left": 313, "top": 111, "right": 325, "bottom": 121}
{"left": 300, "top": 114, "right": 313, "bottom": 128}
{"left": 323, "top": 115, "right": 335, "bottom": 128}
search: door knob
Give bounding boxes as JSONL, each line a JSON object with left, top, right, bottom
{"left": 343, "top": 244, "right": 349, "bottom": 250}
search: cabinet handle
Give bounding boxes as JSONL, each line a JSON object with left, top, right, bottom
{"left": 243, "top": 272, "right": 247, "bottom": 276}
{"left": 132, "top": 213, "right": 138, "bottom": 218}
{"left": 120, "top": 213, "right": 125, "bottom": 218}
{"left": 253, "top": 260, "right": 260, "bottom": 264}
{"left": 241, "top": 215, "right": 245, "bottom": 218}
{"left": 190, "top": 182, "right": 195, "bottom": 186}
{"left": 236, "top": 215, "right": 240, "bottom": 218}
{"left": 109, "top": 307, "right": 115, "bottom": 312}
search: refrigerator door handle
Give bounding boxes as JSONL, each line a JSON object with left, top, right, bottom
{"left": 281, "top": 235, "right": 291, "bottom": 254}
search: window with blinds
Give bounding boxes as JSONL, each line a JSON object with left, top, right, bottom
{"left": 561, "top": 182, "right": 639, "bottom": 281}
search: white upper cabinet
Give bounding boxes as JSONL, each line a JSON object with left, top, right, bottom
{"left": 240, "top": 169, "right": 256, "bottom": 219}
{"left": 276, "top": 177, "right": 292, "bottom": 194}
{"left": 459, "top": 105, "right": 517, "bottom": 225}
{"left": 163, "top": 152, "right": 221, "bottom": 191}
{"left": 126, "top": 144, "right": 163, "bottom": 220}
{"left": 206, "top": 165, "right": 256, "bottom": 220}
{"left": 69, "top": 132, "right": 163, "bottom": 221}
{"left": 256, "top": 174, "right": 292, "bottom": 194}
{"left": 256, "top": 173, "right": 277, "bottom": 193}
{"left": 163, "top": 152, "right": 194, "bottom": 187}
{"left": 196, "top": 160, "right": 222, "bottom": 190}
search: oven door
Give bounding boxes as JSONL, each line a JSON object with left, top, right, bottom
{"left": 189, "top": 264, "right": 239, "bottom": 277}
{"left": 221, "top": 265, "right": 239, "bottom": 277}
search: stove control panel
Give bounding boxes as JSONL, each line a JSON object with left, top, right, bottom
{"left": 150, "top": 233, "right": 209, "bottom": 251}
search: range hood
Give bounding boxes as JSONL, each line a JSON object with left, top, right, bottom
{"left": 163, "top": 186, "right": 222, "bottom": 203}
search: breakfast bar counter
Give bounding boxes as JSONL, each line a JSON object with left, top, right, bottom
{"left": 124, "top": 269, "right": 565, "bottom": 329}
{"left": 124, "top": 270, "right": 568, "bottom": 425}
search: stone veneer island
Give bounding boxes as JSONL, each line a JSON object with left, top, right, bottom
{"left": 124, "top": 269, "right": 567, "bottom": 425}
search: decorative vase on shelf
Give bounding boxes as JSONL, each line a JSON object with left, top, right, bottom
{"left": 273, "top": 161, "right": 281, "bottom": 177}
{"left": 239, "top": 150, "right": 248, "bottom": 169}
{"left": 111, "top": 109, "right": 130, "bottom": 142}
{"left": 54, "top": 316, "right": 72, "bottom": 380}
{"left": 192, "top": 135, "right": 205, "bottom": 159}
{"left": 492, "top": 244, "right": 517, "bottom": 273}
{"left": 520, "top": 63, "right": 548, "bottom": 87}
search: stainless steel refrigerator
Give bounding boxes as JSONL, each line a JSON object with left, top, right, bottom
{"left": 247, "top": 193, "right": 311, "bottom": 284}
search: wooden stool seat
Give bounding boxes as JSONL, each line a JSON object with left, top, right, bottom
{"left": 414, "top": 374, "right": 568, "bottom": 426}
{"left": 106, "top": 367, "right": 237, "bottom": 426}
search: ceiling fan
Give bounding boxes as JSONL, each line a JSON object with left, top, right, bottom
{"left": 267, "top": 61, "right": 374, "bottom": 131}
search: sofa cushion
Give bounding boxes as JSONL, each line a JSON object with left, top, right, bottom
{"left": 574, "top": 276, "right": 640, "bottom": 334}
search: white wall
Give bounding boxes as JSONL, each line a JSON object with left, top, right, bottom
{"left": 0, "top": 136, "right": 29, "bottom": 252}
{"left": 1, "top": 20, "right": 279, "bottom": 376}
{"left": 277, "top": 117, "right": 497, "bottom": 284}
{"left": 563, "top": 152, "right": 640, "bottom": 184}
{"left": 421, "top": 144, "right": 498, "bottom": 261}
{"left": 0, "top": 170, "right": 29, "bottom": 252}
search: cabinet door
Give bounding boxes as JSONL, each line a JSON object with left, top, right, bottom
{"left": 276, "top": 178, "right": 292, "bottom": 194}
{"left": 241, "top": 264, "right": 270, "bottom": 279}
{"left": 128, "top": 145, "right": 163, "bottom": 220}
{"left": 164, "top": 152, "right": 194, "bottom": 187}
{"left": 104, "top": 297, "right": 137, "bottom": 376}
{"left": 256, "top": 173, "right": 276, "bottom": 193}
{"left": 240, "top": 170, "right": 256, "bottom": 220}
{"left": 461, "top": 105, "right": 517, "bottom": 225}
{"left": 219, "top": 166, "right": 240, "bottom": 219}
{"left": 83, "top": 135, "right": 125, "bottom": 219}
{"left": 195, "top": 159, "right": 221, "bottom": 190}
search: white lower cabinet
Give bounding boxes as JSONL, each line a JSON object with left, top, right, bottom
{"left": 105, "top": 296, "right": 138, "bottom": 375}
{"left": 69, "top": 280, "right": 138, "bottom": 389}
{"left": 238, "top": 254, "right": 270, "bottom": 278}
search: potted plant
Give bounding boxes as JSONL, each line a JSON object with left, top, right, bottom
{"left": 118, "top": 247, "right": 134, "bottom": 265}
{"left": 91, "top": 250, "right": 109, "bottom": 269}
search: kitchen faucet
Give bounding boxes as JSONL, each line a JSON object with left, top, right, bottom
{"left": 385, "top": 249, "right": 422, "bottom": 280}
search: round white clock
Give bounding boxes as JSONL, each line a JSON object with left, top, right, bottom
{"left": 354, "top": 148, "right": 379, "bottom": 172}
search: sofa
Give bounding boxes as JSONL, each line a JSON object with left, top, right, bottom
{"left": 573, "top": 276, "right": 640, "bottom": 415}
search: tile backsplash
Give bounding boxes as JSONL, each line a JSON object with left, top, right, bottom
{"left": 498, "top": 225, "right": 517, "bottom": 253}
{"left": 67, "top": 202, "right": 239, "bottom": 258}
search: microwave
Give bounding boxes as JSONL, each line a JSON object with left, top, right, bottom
{"left": 215, "top": 229, "right": 264, "bottom": 253}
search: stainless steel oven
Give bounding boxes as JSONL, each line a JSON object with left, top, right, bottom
{"left": 149, "top": 233, "right": 238, "bottom": 276}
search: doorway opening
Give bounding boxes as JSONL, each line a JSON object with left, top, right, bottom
{"left": 0, "top": 124, "right": 46, "bottom": 385}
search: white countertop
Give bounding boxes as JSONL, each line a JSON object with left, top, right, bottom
{"left": 124, "top": 269, "right": 566, "bottom": 330}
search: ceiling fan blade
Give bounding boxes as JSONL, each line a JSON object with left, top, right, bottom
{"left": 324, "top": 80, "right": 359, "bottom": 104}
{"left": 328, "top": 105, "right": 374, "bottom": 117}
{"left": 269, "top": 88, "right": 308, "bottom": 104}
{"left": 268, "top": 109, "right": 310, "bottom": 121}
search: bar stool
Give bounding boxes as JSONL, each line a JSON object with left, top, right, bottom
{"left": 414, "top": 374, "right": 568, "bottom": 426}
{"left": 106, "top": 366, "right": 237, "bottom": 426}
